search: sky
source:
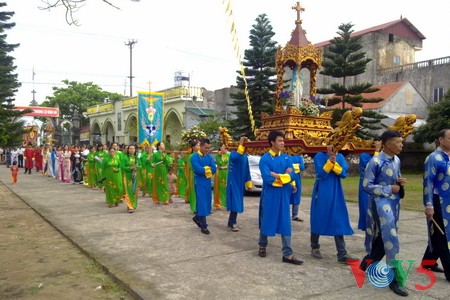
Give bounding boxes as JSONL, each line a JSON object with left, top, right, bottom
{"left": 5, "top": 0, "right": 450, "bottom": 107}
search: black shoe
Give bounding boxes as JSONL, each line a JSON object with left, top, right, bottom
{"left": 423, "top": 265, "right": 445, "bottom": 273}
{"left": 192, "top": 217, "right": 201, "bottom": 228}
{"left": 337, "top": 253, "right": 356, "bottom": 264}
{"left": 258, "top": 247, "right": 266, "bottom": 257}
{"left": 200, "top": 228, "right": 210, "bottom": 235}
{"left": 311, "top": 248, "right": 322, "bottom": 259}
{"left": 282, "top": 256, "right": 303, "bottom": 265}
{"left": 360, "top": 262, "right": 367, "bottom": 272}
{"left": 389, "top": 283, "right": 409, "bottom": 297}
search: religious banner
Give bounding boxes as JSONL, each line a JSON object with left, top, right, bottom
{"left": 137, "top": 92, "right": 163, "bottom": 146}
{"left": 23, "top": 125, "right": 39, "bottom": 146}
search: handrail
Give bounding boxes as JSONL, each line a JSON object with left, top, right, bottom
{"left": 379, "top": 56, "right": 450, "bottom": 74}
{"left": 122, "top": 98, "right": 137, "bottom": 108}
{"left": 86, "top": 103, "right": 113, "bottom": 115}
{"left": 85, "top": 86, "right": 204, "bottom": 115}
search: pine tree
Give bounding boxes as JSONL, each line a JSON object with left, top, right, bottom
{"left": 0, "top": 3, "right": 27, "bottom": 147}
{"left": 227, "top": 14, "right": 277, "bottom": 139}
{"left": 317, "top": 23, "right": 385, "bottom": 139}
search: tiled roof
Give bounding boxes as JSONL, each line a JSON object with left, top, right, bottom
{"left": 185, "top": 107, "right": 215, "bottom": 116}
{"left": 315, "top": 18, "right": 425, "bottom": 48}
{"left": 328, "top": 81, "right": 407, "bottom": 110}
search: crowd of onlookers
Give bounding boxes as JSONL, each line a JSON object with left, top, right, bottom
{"left": 1, "top": 141, "right": 234, "bottom": 215}
{"left": 3, "top": 144, "right": 89, "bottom": 183}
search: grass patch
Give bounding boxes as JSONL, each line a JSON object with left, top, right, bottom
{"left": 26, "top": 283, "right": 43, "bottom": 295}
{"left": 85, "top": 259, "right": 130, "bottom": 296}
{"left": 301, "top": 173, "right": 424, "bottom": 212}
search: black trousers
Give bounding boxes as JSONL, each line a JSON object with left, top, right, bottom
{"left": 421, "top": 194, "right": 450, "bottom": 280}
{"left": 18, "top": 154, "right": 24, "bottom": 167}
{"left": 360, "top": 200, "right": 403, "bottom": 285}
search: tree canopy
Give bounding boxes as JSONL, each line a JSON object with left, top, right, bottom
{"left": 317, "top": 23, "right": 385, "bottom": 139}
{"left": 197, "top": 117, "right": 226, "bottom": 148}
{"left": 227, "top": 13, "right": 277, "bottom": 139}
{"left": 414, "top": 89, "right": 450, "bottom": 144}
{"left": 0, "top": 2, "right": 29, "bottom": 148}
{"left": 40, "top": 80, "right": 123, "bottom": 126}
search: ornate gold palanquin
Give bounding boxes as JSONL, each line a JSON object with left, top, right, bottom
{"left": 219, "top": 2, "right": 415, "bottom": 156}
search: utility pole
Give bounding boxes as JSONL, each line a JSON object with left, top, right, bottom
{"left": 124, "top": 39, "right": 138, "bottom": 97}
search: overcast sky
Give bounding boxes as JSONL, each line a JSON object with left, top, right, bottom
{"left": 6, "top": 0, "right": 450, "bottom": 107}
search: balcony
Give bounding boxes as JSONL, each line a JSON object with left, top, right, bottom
{"left": 122, "top": 98, "right": 138, "bottom": 108}
{"left": 85, "top": 86, "right": 204, "bottom": 116}
{"left": 159, "top": 86, "right": 204, "bottom": 101}
{"left": 86, "top": 103, "right": 113, "bottom": 115}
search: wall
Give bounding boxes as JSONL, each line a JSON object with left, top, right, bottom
{"left": 86, "top": 86, "right": 210, "bottom": 146}
{"left": 379, "top": 82, "right": 429, "bottom": 118}
{"left": 315, "top": 30, "right": 450, "bottom": 106}
{"left": 214, "top": 86, "right": 239, "bottom": 121}
{"left": 376, "top": 57, "right": 450, "bottom": 103}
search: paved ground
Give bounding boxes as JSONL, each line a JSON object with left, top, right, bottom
{"left": 0, "top": 178, "right": 133, "bottom": 300}
{"left": 0, "top": 166, "right": 449, "bottom": 299}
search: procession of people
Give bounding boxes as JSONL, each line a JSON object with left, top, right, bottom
{"left": 4, "top": 127, "right": 450, "bottom": 297}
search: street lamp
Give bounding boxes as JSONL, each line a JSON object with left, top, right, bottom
{"left": 72, "top": 109, "right": 80, "bottom": 145}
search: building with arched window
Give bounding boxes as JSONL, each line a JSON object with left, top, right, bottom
{"left": 85, "top": 85, "right": 214, "bottom": 147}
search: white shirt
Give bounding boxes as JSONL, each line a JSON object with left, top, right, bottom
{"left": 11, "top": 149, "right": 19, "bottom": 159}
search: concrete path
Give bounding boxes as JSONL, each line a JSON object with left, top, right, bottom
{"left": 0, "top": 166, "right": 448, "bottom": 299}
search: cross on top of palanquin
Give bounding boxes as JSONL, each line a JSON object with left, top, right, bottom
{"left": 292, "top": 1, "right": 305, "bottom": 25}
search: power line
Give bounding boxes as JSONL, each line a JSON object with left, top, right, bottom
{"left": 15, "top": 67, "right": 127, "bottom": 79}
{"left": 14, "top": 23, "right": 130, "bottom": 41}
{"left": 19, "top": 81, "right": 126, "bottom": 88}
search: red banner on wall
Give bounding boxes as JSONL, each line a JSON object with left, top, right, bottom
{"left": 15, "top": 106, "right": 60, "bottom": 117}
